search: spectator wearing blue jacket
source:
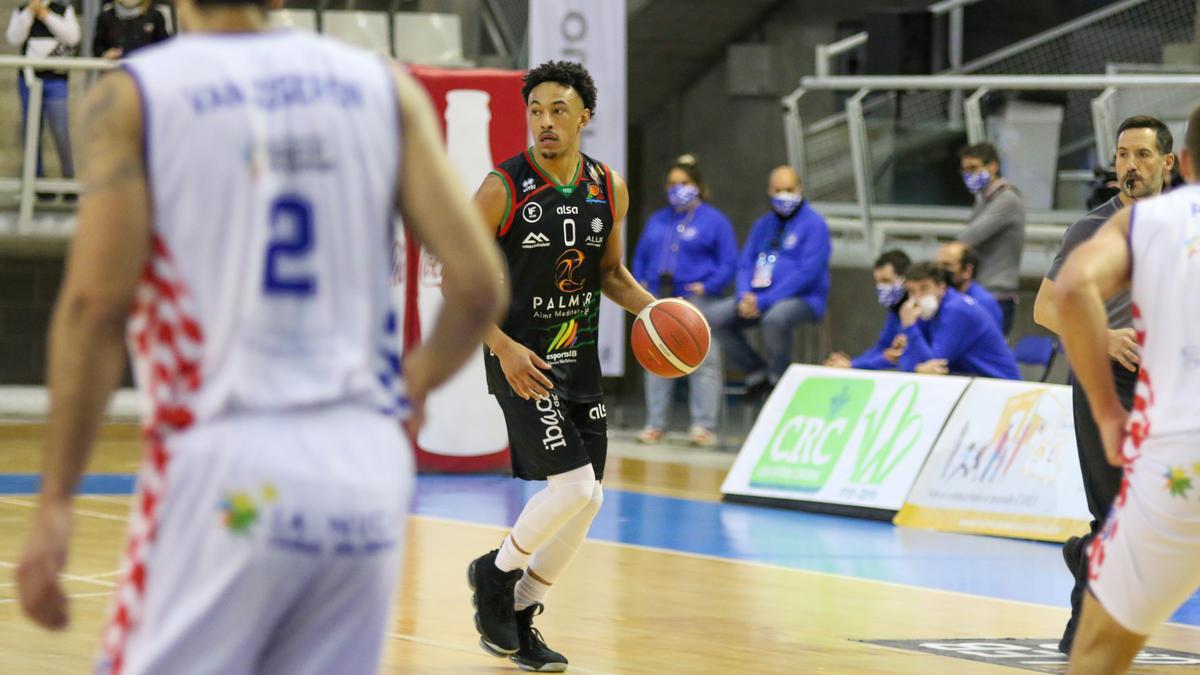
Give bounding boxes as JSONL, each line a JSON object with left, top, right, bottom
{"left": 936, "top": 241, "right": 1004, "bottom": 333}
{"left": 826, "top": 249, "right": 911, "bottom": 371}
{"left": 631, "top": 155, "right": 737, "bottom": 447}
{"left": 898, "top": 262, "right": 1019, "bottom": 379}
{"left": 710, "top": 165, "right": 831, "bottom": 393}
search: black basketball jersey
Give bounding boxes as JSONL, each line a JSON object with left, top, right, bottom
{"left": 485, "top": 148, "right": 616, "bottom": 402}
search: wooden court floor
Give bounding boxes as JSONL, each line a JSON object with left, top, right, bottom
{"left": 1, "top": 423, "right": 1198, "bottom": 674}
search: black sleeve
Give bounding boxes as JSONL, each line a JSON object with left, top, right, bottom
{"left": 1045, "top": 218, "right": 1095, "bottom": 281}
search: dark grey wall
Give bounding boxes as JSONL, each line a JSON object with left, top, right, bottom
{"left": 0, "top": 255, "right": 61, "bottom": 384}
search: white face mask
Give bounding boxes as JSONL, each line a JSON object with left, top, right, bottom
{"left": 917, "top": 294, "right": 940, "bottom": 320}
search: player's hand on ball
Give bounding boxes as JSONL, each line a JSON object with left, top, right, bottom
{"left": 16, "top": 502, "right": 73, "bottom": 630}
{"left": 498, "top": 341, "right": 554, "bottom": 400}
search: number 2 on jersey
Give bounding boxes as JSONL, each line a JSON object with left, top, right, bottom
{"left": 264, "top": 194, "right": 316, "bottom": 296}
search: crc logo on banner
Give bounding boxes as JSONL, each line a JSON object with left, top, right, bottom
{"left": 722, "top": 366, "right": 968, "bottom": 512}
{"left": 895, "top": 380, "right": 1090, "bottom": 542}
{"left": 750, "top": 378, "right": 925, "bottom": 493}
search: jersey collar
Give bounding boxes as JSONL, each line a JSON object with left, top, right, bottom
{"left": 525, "top": 147, "right": 583, "bottom": 196}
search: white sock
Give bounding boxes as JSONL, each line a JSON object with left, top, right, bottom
{"left": 514, "top": 482, "right": 603, "bottom": 610}
{"left": 494, "top": 464, "right": 596, "bottom": 573}
{"left": 513, "top": 572, "right": 552, "bottom": 611}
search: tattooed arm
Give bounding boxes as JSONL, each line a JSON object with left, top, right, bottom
{"left": 16, "top": 71, "right": 150, "bottom": 631}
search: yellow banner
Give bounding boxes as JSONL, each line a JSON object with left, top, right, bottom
{"left": 894, "top": 504, "right": 1090, "bottom": 543}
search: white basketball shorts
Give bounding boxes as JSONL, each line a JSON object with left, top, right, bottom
{"left": 1087, "top": 435, "right": 1200, "bottom": 635}
{"left": 97, "top": 404, "right": 413, "bottom": 675}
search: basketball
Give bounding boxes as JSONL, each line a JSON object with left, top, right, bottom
{"left": 631, "top": 298, "right": 711, "bottom": 378}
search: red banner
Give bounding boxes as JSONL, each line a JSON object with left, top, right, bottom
{"left": 402, "top": 66, "right": 526, "bottom": 472}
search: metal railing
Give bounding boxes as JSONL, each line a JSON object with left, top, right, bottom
{"left": 786, "top": 73, "right": 1200, "bottom": 257}
{"left": 813, "top": 0, "right": 984, "bottom": 81}
{"left": 798, "top": 0, "right": 1196, "bottom": 206}
{"left": 0, "top": 56, "right": 115, "bottom": 237}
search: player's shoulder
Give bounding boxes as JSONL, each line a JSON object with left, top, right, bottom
{"left": 495, "top": 150, "right": 533, "bottom": 179}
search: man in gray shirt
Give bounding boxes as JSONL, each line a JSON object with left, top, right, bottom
{"left": 957, "top": 142, "right": 1025, "bottom": 336}
{"left": 1032, "top": 114, "right": 1175, "bottom": 655}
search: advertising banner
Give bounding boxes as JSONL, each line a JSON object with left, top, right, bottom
{"left": 396, "top": 67, "right": 527, "bottom": 472}
{"left": 721, "top": 366, "right": 969, "bottom": 514}
{"left": 894, "top": 380, "right": 1091, "bottom": 542}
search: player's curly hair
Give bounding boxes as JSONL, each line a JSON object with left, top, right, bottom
{"left": 522, "top": 60, "right": 598, "bottom": 117}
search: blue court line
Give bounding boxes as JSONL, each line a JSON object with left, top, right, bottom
{"left": 5, "top": 472, "right": 1198, "bottom": 627}
{"left": 0, "top": 473, "right": 137, "bottom": 495}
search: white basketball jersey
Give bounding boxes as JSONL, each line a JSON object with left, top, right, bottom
{"left": 1126, "top": 184, "right": 1200, "bottom": 443}
{"left": 123, "top": 31, "right": 405, "bottom": 431}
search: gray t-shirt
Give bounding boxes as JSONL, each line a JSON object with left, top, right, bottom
{"left": 959, "top": 182, "right": 1026, "bottom": 296}
{"left": 1045, "top": 195, "right": 1131, "bottom": 329}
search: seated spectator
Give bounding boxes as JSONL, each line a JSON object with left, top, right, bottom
{"left": 6, "top": 0, "right": 80, "bottom": 183}
{"left": 93, "top": 0, "right": 170, "bottom": 61}
{"left": 935, "top": 241, "right": 1003, "bottom": 332}
{"left": 710, "top": 165, "right": 830, "bottom": 395}
{"left": 957, "top": 142, "right": 1025, "bottom": 335}
{"left": 825, "top": 249, "right": 910, "bottom": 371}
{"left": 898, "top": 262, "right": 1019, "bottom": 379}
{"left": 631, "top": 155, "right": 737, "bottom": 448}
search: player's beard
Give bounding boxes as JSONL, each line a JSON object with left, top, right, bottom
{"left": 539, "top": 149, "right": 559, "bottom": 159}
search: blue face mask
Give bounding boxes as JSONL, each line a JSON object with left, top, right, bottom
{"left": 962, "top": 169, "right": 991, "bottom": 194}
{"left": 875, "top": 282, "right": 905, "bottom": 307}
{"left": 770, "top": 192, "right": 804, "bottom": 219}
{"left": 667, "top": 184, "right": 700, "bottom": 211}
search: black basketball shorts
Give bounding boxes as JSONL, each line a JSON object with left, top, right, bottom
{"left": 493, "top": 392, "right": 608, "bottom": 481}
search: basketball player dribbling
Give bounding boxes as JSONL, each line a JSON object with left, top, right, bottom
{"left": 1056, "top": 102, "right": 1200, "bottom": 675}
{"left": 468, "top": 61, "right": 655, "bottom": 672}
{"left": 13, "top": 0, "right": 506, "bottom": 671}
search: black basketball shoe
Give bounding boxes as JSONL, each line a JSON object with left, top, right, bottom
{"left": 468, "top": 549, "right": 522, "bottom": 656}
{"left": 511, "top": 603, "right": 568, "bottom": 672}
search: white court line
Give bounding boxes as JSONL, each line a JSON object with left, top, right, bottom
{"left": 388, "top": 632, "right": 613, "bottom": 675}
{"left": 0, "top": 560, "right": 116, "bottom": 588}
{"left": 409, "top": 515, "right": 1200, "bottom": 633}
{"left": 0, "top": 497, "right": 128, "bottom": 522}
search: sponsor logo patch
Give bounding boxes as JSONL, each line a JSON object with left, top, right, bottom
{"left": 555, "top": 248, "right": 587, "bottom": 293}
{"left": 522, "top": 231, "right": 552, "bottom": 249}
{"left": 522, "top": 202, "right": 543, "bottom": 224}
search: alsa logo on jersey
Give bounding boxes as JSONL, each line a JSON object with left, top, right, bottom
{"left": 589, "top": 403, "right": 607, "bottom": 420}
{"left": 522, "top": 177, "right": 536, "bottom": 193}
{"left": 522, "top": 232, "right": 552, "bottom": 249}
{"left": 557, "top": 205, "right": 579, "bottom": 215}
{"left": 522, "top": 202, "right": 543, "bottom": 224}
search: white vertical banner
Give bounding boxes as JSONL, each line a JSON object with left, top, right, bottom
{"left": 529, "top": 0, "right": 627, "bottom": 376}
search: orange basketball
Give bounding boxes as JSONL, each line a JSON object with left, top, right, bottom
{"left": 631, "top": 298, "right": 711, "bottom": 379}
